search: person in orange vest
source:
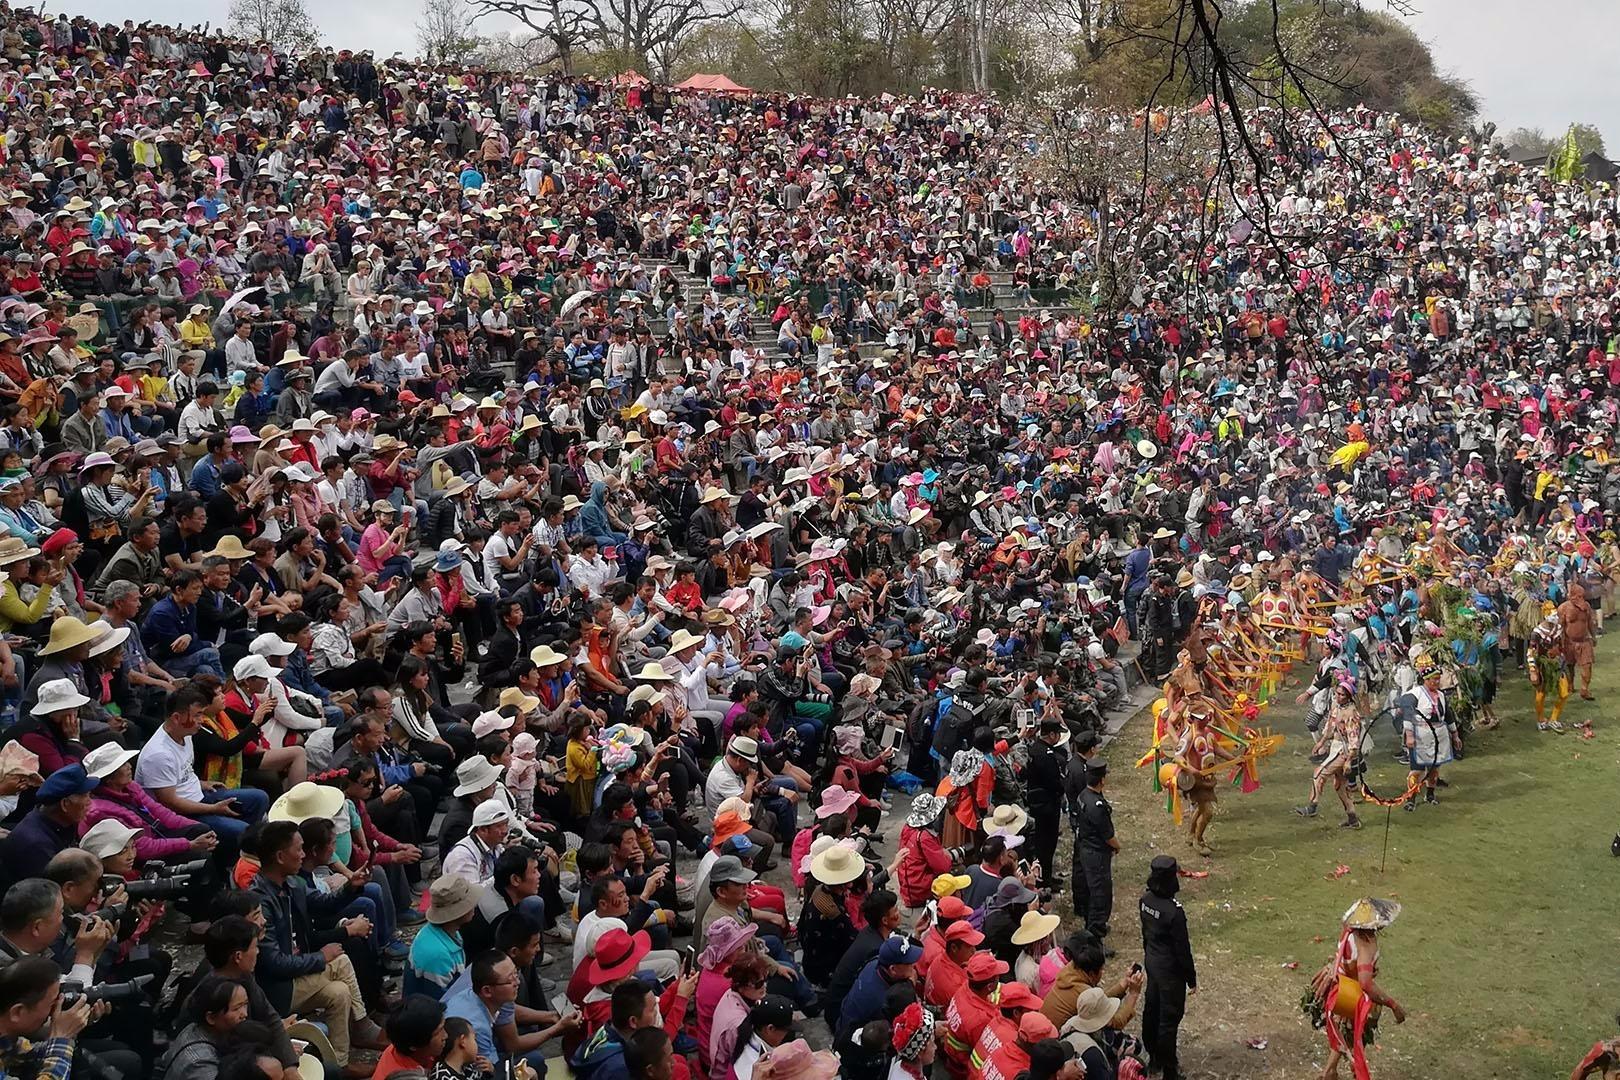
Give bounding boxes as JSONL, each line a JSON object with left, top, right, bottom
{"left": 969, "top": 981, "right": 1042, "bottom": 1080}
{"left": 924, "top": 920, "right": 983, "bottom": 1009}
{"left": 942, "top": 953, "right": 1007, "bottom": 1080}
{"left": 980, "top": 1011, "right": 1059, "bottom": 1080}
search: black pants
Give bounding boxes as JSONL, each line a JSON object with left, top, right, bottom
{"left": 1027, "top": 815, "right": 1060, "bottom": 888}
{"left": 1142, "top": 976, "right": 1186, "bottom": 1080}
{"left": 316, "top": 658, "right": 393, "bottom": 693}
{"left": 1074, "top": 848, "right": 1114, "bottom": 938}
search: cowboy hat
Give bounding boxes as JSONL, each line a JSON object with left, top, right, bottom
{"left": 1069, "top": 986, "right": 1123, "bottom": 1033}
{"left": 0, "top": 537, "right": 40, "bottom": 567}
{"left": 86, "top": 624, "right": 130, "bottom": 658}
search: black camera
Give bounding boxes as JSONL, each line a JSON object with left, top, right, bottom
{"left": 59, "top": 973, "right": 156, "bottom": 1008}
{"left": 157, "top": 858, "right": 209, "bottom": 877}
{"left": 114, "top": 873, "right": 193, "bottom": 902}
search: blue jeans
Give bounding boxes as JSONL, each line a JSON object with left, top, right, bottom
{"left": 758, "top": 933, "right": 815, "bottom": 1006}
{"left": 760, "top": 777, "right": 799, "bottom": 847}
{"left": 342, "top": 881, "right": 395, "bottom": 947}
{"left": 197, "top": 786, "right": 270, "bottom": 843}
{"left": 375, "top": 554, "right": 412, "bottom": 585}
{"left": 168, "top": 646, "right": 224, "bottom": 680}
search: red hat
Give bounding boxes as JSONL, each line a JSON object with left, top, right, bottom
{"left": 937, "top": 897, "right": 972, "bottom": 920}
{"left": 1018, "top": 1012, "right": 1058, "bottom": 1041}
{"left": 944, "top": 922, "right": 985, "bottom": 947}
{"left": 965, "top": 953, "right": 1009, "bottom": 982}
{"left": 997, "top": 983, "right": 1042, "bottom": 1012}
{"left": 584, "top": 927, "right": 652, "bottom": 986}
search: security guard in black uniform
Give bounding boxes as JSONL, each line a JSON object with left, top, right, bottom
{"left": 1073, "top": 757, "right": 1117, "bottom": 945}
{"left": 1022, "top": 717, "right": 1068, "bottom": 889}
{"left": 1140, "top": 854, "right": 1197, "bottom": 1080}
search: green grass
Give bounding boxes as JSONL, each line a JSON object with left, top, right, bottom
{"left": 1070, "top": 651, "right": 1618, "bottom": 1080}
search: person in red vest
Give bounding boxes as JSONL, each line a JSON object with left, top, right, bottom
{"left": 925, "top": 920, "right": 983, "bottom": 1009}
{"left": 970, "top": 982, "right": 1042, "bottom": 1080}
{"left": 980, "top": 1011, "right": 1058, "bottom": 1080}
{"left": 942, "top": 953, "right": 1007, "bottom": 1080}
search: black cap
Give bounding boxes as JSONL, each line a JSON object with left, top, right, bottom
{"left": 1086, "top": 758, "right": 1109, "bottom": 781}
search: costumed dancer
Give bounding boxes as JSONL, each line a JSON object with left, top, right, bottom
{"left": 1174, "top": 704, "right": 1235, "bottom": 856}
{"left": 1528, "top": 604, "right": 1571, "bottom": 732}
{"left": 1294, "top": 679, "right": 1363, "bottom": 829}
{"left": 1397, "top": 662, "right": 1459, "bottom": 811}
{"left": 1306, "top": 898, "right": 1406, "bottom": 1080}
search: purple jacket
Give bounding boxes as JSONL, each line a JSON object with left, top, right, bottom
{"left": 82, "top": 781, "right": 200, "bottom": 862}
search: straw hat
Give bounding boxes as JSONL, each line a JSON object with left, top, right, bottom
{"left": 40, "top": 616, "right": 101, "bottom": 655}
{"left": 634, "top": 660, "right": 675, "bottom": 682}
{"left": 1010, "top": 909, "right": 1062, "bottom": 946}
{"left": 0, "top": 537, "right": 40, "bottom": 567}
{"left": 528, "top": 645, "right": 566, "bottom": 667}
{"left": 203, "top": 535, "right": 252, "bottom": 559}
{"left": 984, "top": 804, "right": 1029, "bottom": 836}
{"left": 268, "top": 781, "right": 345, "bottom": 823}
{"left": 1342, "top": 897, "right": 1401, "bottom": 931}
{"left": 1069, "top": 986, "right": 1123, "bottom": 1033}
{"left": 810, "top": 844, "right": 866, "bottom": 885}
{"left": 667, "top": 628, "right": 705, "bottom": 653}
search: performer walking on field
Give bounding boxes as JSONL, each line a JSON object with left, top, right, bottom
{"left": 1295, "top": 680, "right": 1363, "bottom": 829}
{"left": 1307, "top": 898, "right": 1406, "bottom": 1080}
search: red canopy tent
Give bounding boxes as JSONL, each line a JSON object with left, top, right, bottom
{"left": 676, "top": 73, "right": 750, "bottom": 94}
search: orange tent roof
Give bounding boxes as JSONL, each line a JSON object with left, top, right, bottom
{"left": 676, "top": 73, "right": 749, "bottom": 93}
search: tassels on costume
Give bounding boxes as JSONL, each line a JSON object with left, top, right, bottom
{"left": 1323, "top": 927, "right": 1376, "bottom": 1080}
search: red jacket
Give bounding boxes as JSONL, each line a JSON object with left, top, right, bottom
{"left": 897, "top": 824, "right": 954, "bottom": 907}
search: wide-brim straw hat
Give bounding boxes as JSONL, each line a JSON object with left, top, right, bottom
{"left": 1342, "top": 897, "right": 1401, "bottom": 931}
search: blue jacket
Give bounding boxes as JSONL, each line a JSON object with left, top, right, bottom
{"left": 0, "top": 807, "right": 76, "bottom": 887}
{"left": 281, "top": 648, "right": 332, "bottom": 705}
{"left": 836, "top": 958, "right": 902, "bottom": 1039}
{"left": 572, "top": 1023, "right": 629, "bottom": 1080}
{"left": 141, "top": 596, "right": 203, "bottom": 661}
{"left": 189, "top": 455, "right": 222, "bottom": 498}
{"left": 578, "top": 481, "right": 614, "bottom": 540}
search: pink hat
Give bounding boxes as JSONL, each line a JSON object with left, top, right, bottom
{"left": 816, "top": 785, "right": 860, "bottom": 819}
{"left": 753, "top": 1041, "right": 840, "bottom": 1080}
{"left": 228, "top": 425, "right": 261, "bottom": 444}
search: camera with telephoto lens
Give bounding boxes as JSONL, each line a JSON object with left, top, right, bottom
{"left": 59, "top": 973, "right": 156, "bottom": 1008}
{"left": 112, "top": 869, "right": 195, "bottom": 902}
{"left": 156, "top": 857, "right": 208, "bottom": 877}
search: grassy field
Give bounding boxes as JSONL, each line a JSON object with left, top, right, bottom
{"left": 1067, "top": 650, "right": 1619, "bottom": 1080}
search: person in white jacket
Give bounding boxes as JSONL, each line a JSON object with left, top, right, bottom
{"left": 247, "top": 632, "right": 325, "bottom": 748}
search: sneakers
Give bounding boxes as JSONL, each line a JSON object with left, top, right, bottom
{"left": 1293, "top": 803, "right": 1319, "bottom": 818}
{"left": 1342, "top": 815, "right": 1361, "bottom": 829}
{"left": 1538, "top": 720, "right": 1565, "bottom": 733}
{"left": 1424, "top": 788, "right": 1438, "bottom": 805}
{"left": 397, "top": 909, "right": 427, "bottom": 927}
{"left": 383, "top": 938, "right": 410, "bottom": 962}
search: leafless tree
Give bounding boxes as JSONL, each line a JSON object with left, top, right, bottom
{"left": 469, "top": 0, "right": 740, "bottom": 77}
{"left": 417, "top": 0, "right": 485, "bottom": 63}
{"left": 227, "top": 0, "right": 322, "bottom": 52}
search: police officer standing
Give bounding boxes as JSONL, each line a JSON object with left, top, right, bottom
{"left": 1022, "top": 717, "right": 1068, "bottom": 890}
{"left": 1140, "top": 854, "right": 1197, "bottom": 1080}
{"left": 1073, "top": 758, "right": 1117, "bottom": 949}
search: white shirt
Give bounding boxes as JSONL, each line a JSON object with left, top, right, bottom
{"left": 704, "top": 758, "right": 747, "bottom": 814}
{"left": 135, "top": 727, "right": 203, "bottom": 802}
{"left": 484, "top": 531, "right": 520, "bottom": 581}
{"left": 443, "top": 833, "right": 501, "bottom": 889}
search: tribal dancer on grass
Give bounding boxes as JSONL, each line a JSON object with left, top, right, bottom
{"left": 1294, "top": 680, "right": 1363, "bottom": 829}
{"left": 1397, "top": 663, "right": 1460, "bottom": 812}
{"left": 1175, "top": 705, "right": 1236, "bottom": 856}
{"left": 1528, "top": 604, "right": 1573, "bottom": 732}
{"left": 1307, "top": 898, "right": 1406, "bottom": 1080}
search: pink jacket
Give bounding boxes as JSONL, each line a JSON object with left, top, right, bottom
{"left": 82, "top": 781, "right": 200, "bottom": 862}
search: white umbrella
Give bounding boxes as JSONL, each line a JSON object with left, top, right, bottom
{"left": 221, "top": 285, "right": 268, "bottom": 315}
{"left": 560, "top": 290, "right": 594, "bottom": 318}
